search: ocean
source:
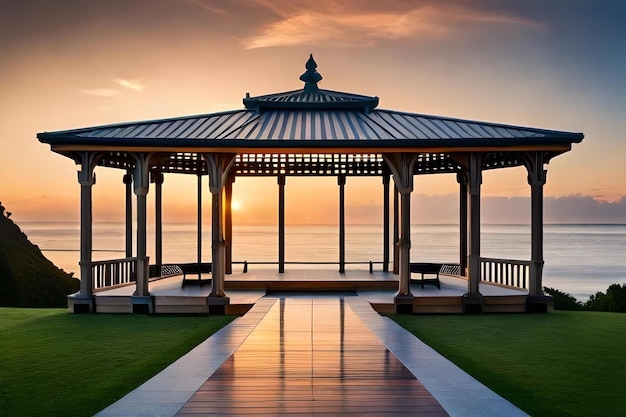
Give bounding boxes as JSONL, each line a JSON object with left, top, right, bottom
{"left": 17, "top": 222, "right": 626, "bottom": 301}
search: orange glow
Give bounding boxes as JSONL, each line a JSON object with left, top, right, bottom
{"left": 1, "top": 1, "right": 621, "bottom": 225}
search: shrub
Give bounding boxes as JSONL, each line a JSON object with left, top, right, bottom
{"left": 544, "top": 287, "right": 584, "bottom": 311}
{"left": 585, "top": 283, "right": 626, "bottom": 312}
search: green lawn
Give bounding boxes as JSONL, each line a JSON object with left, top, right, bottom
{"left": 390, "top": 311, "right": 626, "bottom": 417}
{"left": 0, "top": 308, "right": 235, "bottom": 417}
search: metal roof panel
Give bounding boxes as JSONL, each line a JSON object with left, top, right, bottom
{"left": 39, "top": 106, "right": 583, "bottom": 145}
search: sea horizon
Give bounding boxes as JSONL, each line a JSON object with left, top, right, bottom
{"left": 16, "top": 221, "right": 626, "bottom": 301}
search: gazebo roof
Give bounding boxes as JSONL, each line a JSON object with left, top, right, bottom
{"left": 38, "top": 106, "right": 582, "bottom": 146}
{"left": 37, "top": 55, "right": 583, "bottom": 176}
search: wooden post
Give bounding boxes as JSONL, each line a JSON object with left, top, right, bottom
{"left": 225, "top": 175, "right": 234, "bottom": 275}
{"left": 197, "top": 170, "right": 202, "bottom": 280}
{"left": 278, "top": 175, "right": 286, "bottom": 273}
{"left": 383, "top": 153, "right": 417, "bottom": 312}
{"left": 526, "top": 152, "right": 547, "bottom": 297}
{"left": 399, "top": 190, "right": 412, "bottom": 295}
{"left": 458, "top": 152, "right": 484, "bottom": 313}
{"left": 210, "top": 190, "right": 224, "bottom": 295}
{"left": 76, "top": 152, "right": 98, "bottom": 311}
{"left": 203, "top": 153, "right": 236, "bottom": 307}
{"left": 132, "top": 153, "right": 151, "bottom": 299}
{"left": 123, "top": 172, "right": 133, "bottom": 258}
{"left": 393, "top": 182, "right": 400, "bottom": 275}
{"left": 152, "top": 171, "right": 164, "bottom": 276}
{"left": 383, "top": 172, "right": 390, "bottom": 272}
{"left": 338, "top": 175, "right": 346, "bottom": 273}
{"left": 457, "top": 171, "right": 468, "bottom": 276}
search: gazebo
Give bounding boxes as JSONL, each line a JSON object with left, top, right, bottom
{"left": 38, "top": 55, "right": 583, "bottom": 314}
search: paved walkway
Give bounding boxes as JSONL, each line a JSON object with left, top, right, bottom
{"left": 96, "top": 296, "right": 529, "bottom": 417}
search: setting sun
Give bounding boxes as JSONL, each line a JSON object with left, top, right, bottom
{"left": 232, "top": 201, "right": 242, "bottom": 211}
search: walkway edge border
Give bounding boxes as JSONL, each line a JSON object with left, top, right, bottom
{"left": 347, "top": 298, "right": 530, "bottom": 417}
{"left": 94, "top": 298, "right": 278, "bottom": 417}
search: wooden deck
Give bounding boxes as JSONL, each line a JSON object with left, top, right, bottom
{"left": 175, "top": 298, "right": 449, "bottom": 416}
{"left": 90, "top": 268, "right": 531, "bottom": 314}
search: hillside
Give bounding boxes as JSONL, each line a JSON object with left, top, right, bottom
{"left": 0, "top": 212, "right": 79, "bottom": 307}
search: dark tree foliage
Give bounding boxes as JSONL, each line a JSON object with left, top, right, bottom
{"left": 585, "top": 284, "right": 626, "bottom": 312}
{"left": 0, "top": 213, "right": 79, "bottom": 307}
{"left": 544, "top": 287, "right": 584, "bottom": 311}
{"left": 545, "top": 284, "right": 626, "bottom": 312}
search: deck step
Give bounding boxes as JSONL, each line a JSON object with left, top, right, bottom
{"left": 414, "top": 296, "right": 463, "bottom": 314}
{"left": 154, "top": 296, "right": 209, "bottom": 314}
{"left": 483, "top": 295, "right": 528, "bottom": 313}
{"left": 95, "top": 296, "right": 133, "bottom": 313}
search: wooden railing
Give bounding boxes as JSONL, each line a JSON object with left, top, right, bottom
{"left": 480, "top": 257, "right": 530, "bottom": 290}
{"left": 236, "top": 261, "right": 386, "bottom": 273}
{"left": 93, "top": 258, "right": 138, "bottom": 290}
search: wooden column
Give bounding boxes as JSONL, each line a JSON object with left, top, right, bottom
{"left": 338, "top": 175, "right": 346, "bottom": 273}
{"left": 210, "top": 190, "right": 223, "bottom": 294}
{"left": 197, "top": 170, "right": 203, "bottom": 280}
{"left": 399, "top": 191, "right": 412, "bottom": 294}
{"left": 457, "top": 171, "right": 468, "bottom": 276}
{"left": 464, "top": 153, "right": 484, "bottom": 312}
{"left": 383, "top": 172, "right": 390, "bottom": 272}
{"left": 123, "top": 172, "right": 133, "bottom": 258}
{"left": 75, "top": 152, "right": 100, "bottom": 312}
{"left": 152, "top": 171, "right": 164, "bottom": 276}
{"left": 225, "top": 175, "right": 234, "bottom": 275}
{"left": 383, "top": 153, "right": 417, "bottom": 312}
{"left": 203, "top": 153, "right": 236, "bottom": 309}
{"left": 78, "top": 175, "right": 93, "bottom": 298}
{"left": 132, "top": 153, "right": 151, "bottom": 300}
{"left": 392, "top": 182, "right": 400, "bottom": 274}
{"left": 278, "top": 175, "right": 286, "bottom": 273}
{"left": 525, "top": 152, "right": 548, "bottom": 298}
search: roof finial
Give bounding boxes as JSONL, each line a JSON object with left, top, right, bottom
{"left": 299, "top": 54, "right": 322, "bottom": 91}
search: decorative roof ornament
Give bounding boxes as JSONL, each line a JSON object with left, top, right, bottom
{"left": 242, "top": 54, "right": 380, "bottom": 112}
{"left": 299, "top": 54, "right": 322, "bottom": 91}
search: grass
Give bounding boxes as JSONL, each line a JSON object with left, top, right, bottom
{"left": 390, "top": 311, "right": 626, "bottom": 417}
{"left": 0, "top": 308, "right": 235, "bottom": 417}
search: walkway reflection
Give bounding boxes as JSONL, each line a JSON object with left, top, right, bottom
{"left": 177, "top": 297, "right": 448, "bottom": 416}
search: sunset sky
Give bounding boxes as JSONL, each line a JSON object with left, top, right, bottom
{"left": 1, "top": 0, "right": 625, "bottom": 225}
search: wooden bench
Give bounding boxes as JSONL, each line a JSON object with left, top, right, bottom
{"left": 410, "top": 263, "right": 443, "bottom": 289}
{"left": 410, "top": 263, "right": 462, "bottom": 289}
{"left": 162, "top": 263, "right": 212, "bottom": 286}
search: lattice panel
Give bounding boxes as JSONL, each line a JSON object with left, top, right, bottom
{"left": 94, "top": 151, "right": 526, "bottom": 177}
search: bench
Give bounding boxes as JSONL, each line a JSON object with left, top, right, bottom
{"left": 410, "top": 263, "right": 443, "bottom": 289}
{"left": 410, "top": 263, "right": 462, "bottom": 289}
{"left": 161, "top": 263, "right": 212, "bottom": 287}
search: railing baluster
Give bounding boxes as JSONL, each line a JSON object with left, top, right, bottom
{"left": 479, "top": 257, "right": 530, "bottom": 290}
{"left": 92, "top": 257, "right": 140, "bottom": 290}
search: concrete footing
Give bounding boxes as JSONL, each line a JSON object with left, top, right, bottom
{"left": 527, "top": 294, "right": 553, "bottom": 313}
{"left": 68, "top": 294, "right": 95, "bottom": 313}
{"left": 208, "top": 296, "right": 230, "bottom": 315}
{"left": 394, "top": 294, "right": 414, "bottom": 314}
{"left": 462, "top": 294, "right": 484, "bottom": 314}
{"left": 131, "top": 296, "right": 154, "bottom": 314}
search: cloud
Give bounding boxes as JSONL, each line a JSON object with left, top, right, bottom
{"left": 113, "top": 78, "right": 144, "bottom": 91}
{"left": 186, "top": 0, "right": 231, "bottom": 15}
{"left": 80, "top": 88, "right": 120, "bottom": 98}
{"left": 81, "top": 79, "right": 144, "bottom": 98}
{"left": 410, "top": 194, "right": 626, "bottom": 224}
{"left": 241, "top": 2, "right": 540, "bottom": 49}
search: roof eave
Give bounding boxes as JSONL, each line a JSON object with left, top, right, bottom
{"left": 242, "top": 99, "right": 379, "bottom": 112}
{"left": 41, "top": 136, "right": 580, "bottom": 151}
